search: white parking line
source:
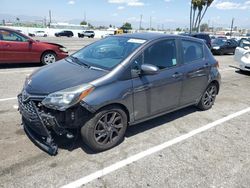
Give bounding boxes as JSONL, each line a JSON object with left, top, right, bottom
{"left": 0, "top": 97, "right": 17, "bottom": 102}
{"left": 61, "top": 107, "right": 250, "bottom": 188}
{"left": 0, "top": 69, "right": 34, "bottom": 74}
{"left": 13, "top": 105, "right": 18, "bottom": 109}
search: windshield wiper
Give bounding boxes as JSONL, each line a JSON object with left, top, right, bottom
{"left": 69, "top": 56, "right": 90, "bottom": 68}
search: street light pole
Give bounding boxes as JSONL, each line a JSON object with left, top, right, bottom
{"left": 139, "top": 14, "right": 142, "bottom": 31}
{"left": 230, "top": 18, "right": 234, "bottom": 38}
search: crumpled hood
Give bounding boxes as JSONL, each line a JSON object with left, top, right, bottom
{"left": 39, "top": 41, "right": 65, "bottom": 48}
{"left": 25, "top": 59, "right": 107, "bottom": 95}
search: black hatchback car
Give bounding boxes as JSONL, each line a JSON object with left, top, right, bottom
{"left": 55, "top": 30, "right": 74, "bottom": 37}
{"left": 211, "top": 38, "right": 238, "bottom": 55}
{"left": 18, "top": 33, "right": 221, "bottom": 155}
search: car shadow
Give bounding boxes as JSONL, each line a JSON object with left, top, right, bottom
{"left": 125, "top": 106, "right": 197, "bottom": 137}
{"left": 0, "top": 63, "right": 41, "bottom": 69}
{"left": 56, "top": 106, "right": 198, "bottom": 155}
{"left": 235, "top": 69, "right": 250, "bottom": 76}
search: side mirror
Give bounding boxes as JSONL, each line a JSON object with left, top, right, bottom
{"left": 28, "top": 39, "right": 33, "bottom": 44}
{"left": 141, "top": 64, "right": 159, "bottom": 75}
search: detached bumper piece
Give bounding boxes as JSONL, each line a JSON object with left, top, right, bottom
{"left": 23, "top": 119, "right": 58, "bottom": 155}
{"left": 18, "top": 94, "right": 58, "bottom": 155}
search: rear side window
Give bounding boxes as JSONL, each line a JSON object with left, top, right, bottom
{"left": 182, "top": 40, "right": 204, "bottom": 63}
{"left": 144, "top": 39, "right": 177, "bottom": 69}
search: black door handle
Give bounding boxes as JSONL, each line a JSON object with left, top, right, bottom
{"left": 172, "top": 72, "right": 183, "bottom": 78}
{"left": 203, "top": 63, "right": 209, "bottom": 68}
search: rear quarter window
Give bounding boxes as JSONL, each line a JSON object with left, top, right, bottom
{"left": 182, "top": 40, "right": 204, "bottom": 63}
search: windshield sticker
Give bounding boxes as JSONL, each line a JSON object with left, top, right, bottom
{"left": 127, "top": 39, "right": 146, "bottom": 44}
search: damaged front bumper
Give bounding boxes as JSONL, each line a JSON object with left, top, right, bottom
{"left": 18, "top": 94, "right": 59, "bottom": 155}
{"left": 18, "top": 90, "right": 93, "bottom": 155}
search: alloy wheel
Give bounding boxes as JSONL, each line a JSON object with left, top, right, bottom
{"left": 202, "top": 85, "right": 217, "bottom": 108}
{"left": 94, "top": 111, "right": 123, "bottom": 145}
{"left": 43, "top": 53, "right": 56, "bottom": 64}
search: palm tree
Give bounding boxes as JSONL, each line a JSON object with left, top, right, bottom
{"left": 191, "top": 0, "right": 198, "bottom": 32}
{"left": 190, "top": 2, "right": 193, "bottom": 33}
{"left": 194, "top": 0, "right": 205, "bottom": 31}
{"left": 190, "top": 0, "right": 213, "bottom": 32}
{"left": 197, "top": 0, "right": 214, "bottom": 30}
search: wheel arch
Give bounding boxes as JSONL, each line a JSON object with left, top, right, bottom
{"left": 209, "top": 80, "right": 220, "bottom": 94}
{"left": 95, "top": 103, "right": 130, "bottom": 124}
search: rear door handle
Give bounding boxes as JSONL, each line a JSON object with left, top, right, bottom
{"left": 203, "top": 63, "right": 210, "bottom": 68}
{"left": 172, "top": 72, "right": 183, "bottom": 78}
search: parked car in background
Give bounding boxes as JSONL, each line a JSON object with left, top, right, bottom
{"left": 211, "top": 38, "right": 238, "bottom": 55}
{"left": 55, "top": 30, "right": 73, "bottom": 37}
{"left": 180, "top": 33, "right": 212, "bottom": 49}
{"left": 18, "top": 33, "right": 221, "bottom": 155}
{"left": 78, "top": 30, "right": 95, "bottom": 38}
{"left": 0, "top": 27, "right": 68, "bottom": 64}
{"left": 234, "top": 38, "right": 250, "bottom": 71}
{"left": 217, "top": 36, "right": 228, "bottom": 40}
{"left": 101, "top": 33, "right": 114, "bottom": 38}
{"left": 29, "top": 30, "right": 48, "bottom": 37}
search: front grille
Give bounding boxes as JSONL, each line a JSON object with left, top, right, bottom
{"left": 18, "top": 95, "right": 39, "bottom": 121}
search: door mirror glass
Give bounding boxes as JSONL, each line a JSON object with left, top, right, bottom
{"left": 141, "top": 64, "right": 159, "bottom": 75}
{"left": 28, "top": 39, "right": 33, "bottom": 43}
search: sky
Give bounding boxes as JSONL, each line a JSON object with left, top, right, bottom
{"left": 1, "top": 0, "right": 250, "bottom": 29}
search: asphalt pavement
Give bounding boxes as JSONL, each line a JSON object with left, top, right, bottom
{"left": 0, "top": 37, "right": 249, "bottom": 188}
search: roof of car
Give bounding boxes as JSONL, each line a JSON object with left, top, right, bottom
{"left": 117, "top": 32, "right": 204, "bottom": 43}
{"left": 118, "top": 32, "right": 186, "bottom": 40}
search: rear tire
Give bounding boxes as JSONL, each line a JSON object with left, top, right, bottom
{"left": 41, "top": 52, "right": 56, "bottom": 65}
{"left": 81, "top": 105, "right": 127, "bottom": 152}
{"left": 197, "top": 83, "right": 218, "bottom": 111}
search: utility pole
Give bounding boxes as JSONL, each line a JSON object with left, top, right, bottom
{"left": 149, "top": 16, "right": 152, "bottom": 30}
{"left": 230, "top": 18, "right": 234, "bottom": 38}
{"left": 84, "top": 10, "right": 86, "bottom": 22}
{"left": 139, "top": 14, "right": 142, "bottom": 31}
{"left": 44, "top": 17, "right": 47, "bottom": 27}
{"left": 49, "top": 10, "right": 52, "bottom": 28}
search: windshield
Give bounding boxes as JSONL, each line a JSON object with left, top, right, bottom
{"left": 212, "top": 39, "right": 226, "bottom": 46}
{"left": 71, "top": 36, "right": 146, "bottom": 70}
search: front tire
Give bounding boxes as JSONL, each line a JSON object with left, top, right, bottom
{"left": 197, "top": 83, "right": 218, "bottom": 111}
{"left": 41, "top": 52, "right": 56, "bottom": 65}
{"left": 81, "top": 106, "right": 128, "bottom": 152}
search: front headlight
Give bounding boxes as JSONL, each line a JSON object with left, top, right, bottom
{"left": 213, "top": 46, "right": 220, "bottom": 50}
{"left": 59, "top": 47, "right": 68, "bottom": 53}
{"left": 42, "top": 84, "right": 94, "bottom": 111}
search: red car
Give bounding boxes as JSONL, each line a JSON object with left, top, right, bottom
{"left": 0, "top": 27, "right": 68, "bottom": 65}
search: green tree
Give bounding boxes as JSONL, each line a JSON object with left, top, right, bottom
{"left": 80, "top": 20, "right": 87, "bottom": 25}
{"left": 176, "top": 28, "right": 182, "bottom": 32}
{"left": 200, "top": 23, "right": 208, "bottom": 32}
{"left": 120, "top": 22, "right": 132, "bottom": 30}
